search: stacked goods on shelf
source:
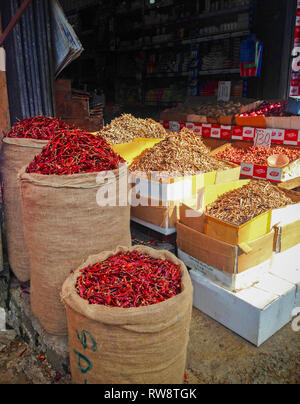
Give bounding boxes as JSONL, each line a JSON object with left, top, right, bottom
{"left": 61, "top": 245, "right": 193, "bottom": 384}
{"left": 160, "top": 98, "right": 300, "bottom": 135}
{"left": 19, "top": 129, "right": 131, "bottom": 335}
{"left": 236, "top": 100, "right": 300, "bottom": 129}
{"left": 211, "top": 142, "right": 300, "bottom": 182}
{"left": 55, "top": 79, "right": 103, "bottom": 131}
{"left": 177, "top": 179, "right": 299, "bottom": 345}
{"left": 0, "top": 116, "right": 73, "bottom": 282}
{"left": 160, "top": 97, "right": 259, "bottom": 125}
{"left": 129, "top": 128, "right": 241, "bottom": 234}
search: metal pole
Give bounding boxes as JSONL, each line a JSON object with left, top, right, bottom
{"left": 0, "top": 0, "right": 33, "bottom": 47}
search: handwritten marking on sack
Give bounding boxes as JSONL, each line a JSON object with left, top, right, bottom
{"left": 73, "top": 329, "right": 98, "bottom": 383}
{"left": 76, "top": 329, "right": 98, "bottom": 352}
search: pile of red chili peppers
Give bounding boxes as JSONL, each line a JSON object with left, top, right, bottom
{"left": 6, "top": 115, "right": 73, "bottom": 140}
{"left": 75, "top": 250, "right": 182, "bottom": 308}
{"left": 215, "top": 145, "right": 300, "bottom": 165}
{"left": 26, "top": 129, "right": 125, "bottom": 175}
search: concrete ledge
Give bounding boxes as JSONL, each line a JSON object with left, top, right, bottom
{"left": 0, "top": 266, "right": 70, "bottom": 374}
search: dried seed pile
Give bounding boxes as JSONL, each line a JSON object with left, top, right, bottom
{"left": 99, "top": 114, "right": 167, "bottom": 144}
{"left": 76, "top": 250, "right": 182, "bottom": 308}
{"left": 215, "top": 145, "right": 300, "bottom": 165}
{"left": 6, "top": 115, "right": 73, "bottom": 140}
{"left": 129, "top": 128, "right": 230, "bottom": 175}
{"left": 26, "top": 129, "right": 125, "bottom": 175}
{"left": 206, "top": 180, "right": 295, "bottom": 226}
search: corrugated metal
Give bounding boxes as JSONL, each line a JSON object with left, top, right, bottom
{"left": 0, "top": 0, "right": 55, "bottom": 124}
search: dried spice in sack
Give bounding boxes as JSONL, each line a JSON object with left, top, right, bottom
{"left": 206, "top": 180, "right": 295, "bottom": 226}
{"left": 26, "top": 129, "right": 125, "bottom": 175}
{"left": 129, "top": 128, "right": 230, "bottom": 175}
{"left": 76, "top": 250, "right": 182, "bottom": 308}
{"left": 5, "top": 115, "right": 73, "bottom": 140}
{"left": 215, "top": 145, "right": 300, "bottom": 165}
{"left": 99, "top": 114, "right": 167, "bottom": 144}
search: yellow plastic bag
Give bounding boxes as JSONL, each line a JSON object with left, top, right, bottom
{"left": 112, "top": 138, "right": 163, "bottom": 163}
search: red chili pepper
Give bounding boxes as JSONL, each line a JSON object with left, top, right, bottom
{"left": 75, "top": 250, "right": 182, "bottom": 308}
{"left": 26, "top": 129, "right": 124, "bottom": 175}
{"left": 5, "top": 115, "right": 74, "bottom": 140}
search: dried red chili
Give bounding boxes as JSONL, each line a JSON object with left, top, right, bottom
{"left": 75, "top": 250, "right": 182, "bottom": 308}
{"left": 5, "top": 115, "right": 73, "bottom": 140}
{"left": 26, "top": 129, "right": 125, "bottom": 175}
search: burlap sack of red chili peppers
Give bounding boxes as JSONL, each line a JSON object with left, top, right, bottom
{"left": 1, "top": 138, "right": 47, "bottom": 282}
{"left": 0, "top": 115, "right": 72, "bottom": 282}
{"left": 61, "top": 245, "right": 193, "bottom": 384}
{"left": 18, "top": 132, "right": 131, "bottom": 336}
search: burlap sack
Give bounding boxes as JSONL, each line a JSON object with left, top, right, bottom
{"left": 61, "top": 245, "right": 193, "bottom": 384}
{"left": 19, "top": 164, "right": 131, "bottom": 336}
{"left": 0, "top": 137, "right": 48, "bottom": 281}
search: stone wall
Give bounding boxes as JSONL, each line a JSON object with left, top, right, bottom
{"left": 0, "top": 264, "right": 70, "bottom": 374}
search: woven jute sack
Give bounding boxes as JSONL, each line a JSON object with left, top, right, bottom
{"left": 61, "top": 245, "right": 193, "bottom": 384}
{"left": 0, "top": 137, "right": 48, "bottom": 282}
{"left": 19, "top": 164, "right": 131, "bottom": 336}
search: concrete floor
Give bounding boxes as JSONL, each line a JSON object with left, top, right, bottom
{"left": 0, "top": 305, "right": 299, "bottom": 384}
{"left": 186, "top": 308, "right": 300, "bottom": 384}
{"left": 0, "top": 223, "right": 299, "bottom": 384}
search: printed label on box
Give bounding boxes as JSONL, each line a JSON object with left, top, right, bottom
{"left": 193, "top": 123, "right": 202, "bottom": 135}
{"left": 284, "top": 130, "right": 299, "bottom": 145}
{"left": 270, "top": 128, "right": 285, "bottom": 143}
{"left": 253, "top": 165, "right": 268, "bottom": 179}
{"left": 267, "top": 167, "right": 283, "bottom": 182}
{"left": 169, "top": 121, "right": 181, "bottom": 132}
{"left": 202, "top": 124, "right": 212, "bottom": 137}
{"left": 221, "top": 125, "right": 231, "bottom": 139}
{"left": 240, "top": 162, "right": 254, "bottom": 177}
{"left": 243, "top": 127, "right": 255, "bottom": 140}
{"left": 232, "top": 126, "right": 243, "bottom": 139}
{"left": 186, "top": 122, "right": 195, "bottom": 131}
{"left": 211, "top": 125, "right": 221, "bottom": 138}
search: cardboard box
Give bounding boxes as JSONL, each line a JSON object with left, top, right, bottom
{"left": 204, "top": 186, "right": 300, "bottom": 245}
{"left": 270, "top": 244, "right": 300, "bottom": 308}
{"left": 276, "top": 184, "right": 300, "bottom": 250}
{"left": 278, "top": 177, "right": 300, "bottom": 193}
{"left": 130, "top": 172, "right": 215, "bottom": 203}
{"left": 177, "top": 222, "right": 274, "bottom": 290}
{"left": 178, "top": 248, "right": 271, "bottom": 292}
{"left": 266, "top": 116, "right": 300, "bottom": 130}
{"left": 129, "top": 164, "right": 240, "bottom": 233}
{"left": 179, "top": 179, "right": 266, "bottom": 242}
{"left": 131, "top": 216, "right": 176, "bottom": 236}
{"left": 190, "top": 269, "right": 296, "bottom": 346}
{"left": 200, "top": 180, "right": 271, "bottom": 244}
{"left": 131, "top": 202, "right": 178, "bottom": 235}
{"left": 273, "top": 219, "right": 300, "bottom": 253}
{"left": 204, "top": 210, "right": 271, "bottom": 245}
{"left": 210, "top": 142, "right": 300, "bottom": 183}
{"left": 235, "top": 115, "right": 266, "bottom": 128}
